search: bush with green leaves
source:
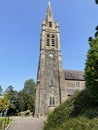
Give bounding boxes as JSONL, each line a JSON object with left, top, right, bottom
{"left": 43, "top": 90, "right": 98, "bottom": 130}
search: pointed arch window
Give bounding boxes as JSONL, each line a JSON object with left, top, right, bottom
{"left": 47, "top": 34, "right": 50, "bottom": 46}
{"left": 49, "top": 22, "right": 52, "bottom": 28}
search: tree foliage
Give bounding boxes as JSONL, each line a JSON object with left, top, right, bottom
{"left": 5, "top": 79, "right": 36, "bottom": 112}
{"left": 0, "top": 86, "right": 3, "bottom": 96}
{"left": 85, "top": 26, "right": 98, "bottom": 101}
{"left": 43, "top": 90, "right": 98, "bottom": 130}
{"left": 5, "top": 85, "right": 19, "bottom": 110}
{"left": 95, "top": 0, "right": 98, "bottom": 4}
{"left": 18, "top": 79, "right": 35, "bottom": 112}
{"left": 0, "top": 79, "right": 36, "bottom": 115}
{"left": 5, "top": 86, "right": 15, "bottom": 102}
{"left": 0, "top": 94, "right": 9, "bottom": 112}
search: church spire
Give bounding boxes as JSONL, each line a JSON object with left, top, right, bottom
{"left": 46, "top": 1, "right": 54, "bottom": 23}
{"left": 48, "top": 0, "right": 51, "bottom": 6}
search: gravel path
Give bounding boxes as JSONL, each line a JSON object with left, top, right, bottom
{"left": 7, "top": 117, "right": 44, "bottom": 130}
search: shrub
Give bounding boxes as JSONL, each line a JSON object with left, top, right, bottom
{"left": 43, "top": 90, "right": 98, "bottom": 130}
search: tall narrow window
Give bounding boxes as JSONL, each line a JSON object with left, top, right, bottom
{"left": 47, "top": 34, "right": 50, "bottom": 46}
{"left": 52, "top": 34, "right": 55, "bottom": 38}
{"left": 50, "top": 77, "right": 53, "bottom": 86}
{"left": 76, "top": 81, "right": 80, "bottom": 87}
{"left": 50, "top": 97, "right": 52, "bottom": 105}
{"left": 50, "top": 97, "right": 55, "bottom": 106}
{"left": 53, "top": 97, "right": 55, "bottom": 105}
{"left": 51, "top": 34, "right": 55, "bottom": 47}
{"left": 49, "top": 22, "right": 52, "bottom": 28}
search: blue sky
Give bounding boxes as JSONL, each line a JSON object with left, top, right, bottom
{"left": 0, "top": 0, "right": 98, "bottom": 91}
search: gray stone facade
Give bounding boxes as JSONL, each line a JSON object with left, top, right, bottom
{"left": 35, "top": 2, "right": 85, "bottom": 118}
{"left": 60, "top": 70, "right": 85, "bottom": 102}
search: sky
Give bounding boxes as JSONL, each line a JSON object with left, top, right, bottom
{"left": 0, "top": 0, "right": 98, "bottom": 91}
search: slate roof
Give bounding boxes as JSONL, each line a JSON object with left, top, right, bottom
{"left": 64, "top": 70, "right": 85, "bottom": 81}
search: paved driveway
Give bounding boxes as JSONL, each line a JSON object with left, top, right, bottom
{"left": 7, "top": 117, "right": 44, "bottom": 130}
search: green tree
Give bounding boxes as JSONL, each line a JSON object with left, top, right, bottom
{"left": 18, "top": 79, "right": 35, "bottom": 112}
{"left": 5, "top": 85, "right": 19, "bottom": 110}
{"left": 0, "top": 94, "right": 9, "bottom": 112}
{"left": 95, "top": 0, "right": 98, "bottom": 4}
{"left": 0, "top": 86, "right": 3, "bottom": 96}
{"left": 85, "top": 26, "right": 98, "bottom": 101}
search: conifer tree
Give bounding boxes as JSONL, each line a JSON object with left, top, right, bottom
{"left": 85, "top": 26, "right": 98, "bottom": 101}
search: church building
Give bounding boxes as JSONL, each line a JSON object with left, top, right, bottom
{"left": 35, "top": 2, "right": 85, "bottom": 118}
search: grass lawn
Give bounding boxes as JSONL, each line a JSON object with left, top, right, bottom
{"left": 0, "top": 117, "right": 12, "bottom": 130}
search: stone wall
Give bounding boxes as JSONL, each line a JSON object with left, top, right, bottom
{"left": 60, "top": 72, "right": 85, "bottom": 102}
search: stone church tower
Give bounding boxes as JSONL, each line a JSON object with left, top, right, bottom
{"left": 35, "top": 1, "right": 63, "bottom": 118}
